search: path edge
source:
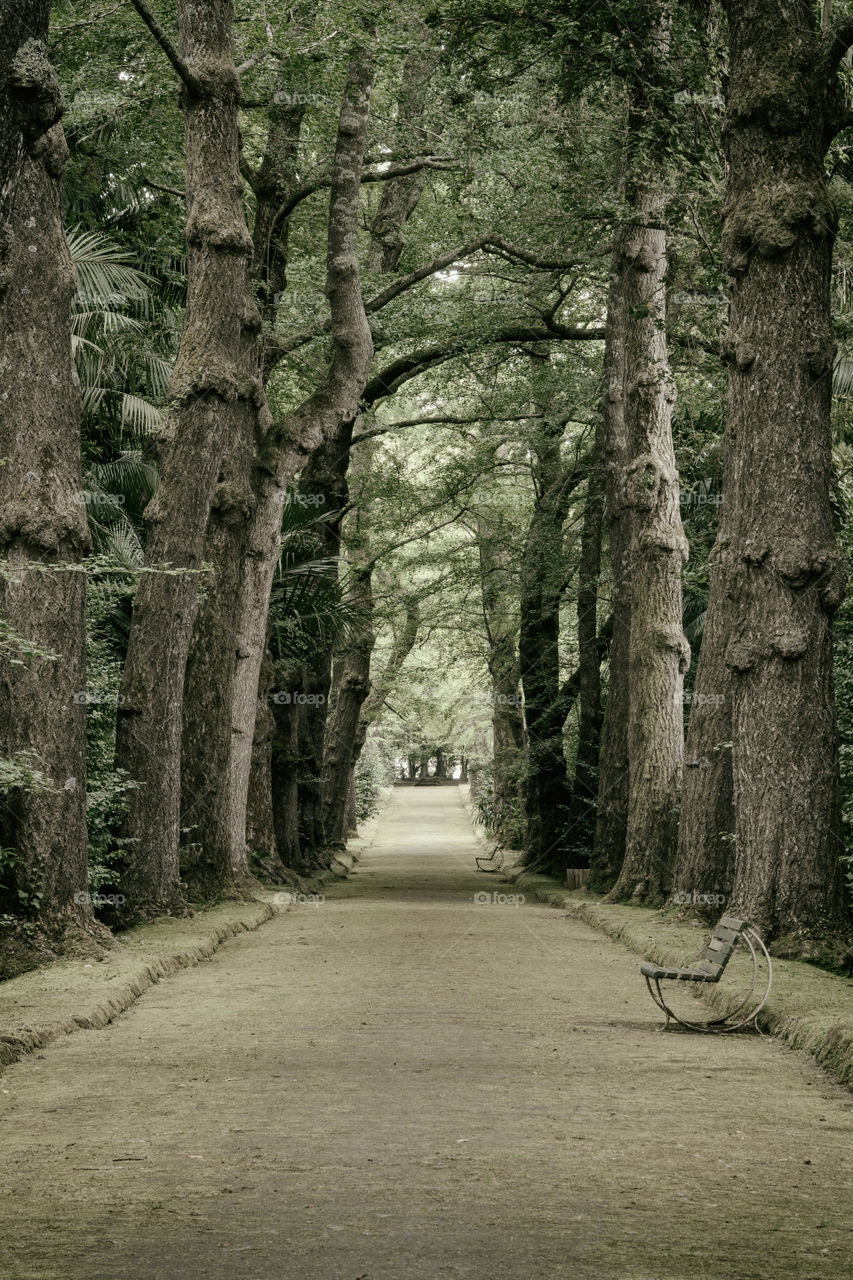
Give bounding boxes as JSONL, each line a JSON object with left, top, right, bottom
{"left": 0, "top": 788, "right": 394, "bottom": 1077}
{"left": 510, "top": 866, "right": 853, "bottom": 1093}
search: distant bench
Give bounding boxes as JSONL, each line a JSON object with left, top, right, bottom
{"left": 641, "top": 915, "right": 772, "bottom": 1033}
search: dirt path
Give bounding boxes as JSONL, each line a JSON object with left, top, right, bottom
{"left": 0, "top": 788, "right": 851, "bottom": 1280}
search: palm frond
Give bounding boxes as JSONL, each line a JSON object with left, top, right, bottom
{"left": 121, "top": 393, "right": 163, "bottom": 435}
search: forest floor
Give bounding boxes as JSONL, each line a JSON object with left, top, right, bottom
{"left": 0, "top": 788, "right": 852, "bottom": 1280}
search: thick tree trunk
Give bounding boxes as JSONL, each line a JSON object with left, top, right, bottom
{"left": 116, "top": 0, "right": 254, "bottom": 919}
{"left": 287, "top": 419, "right": 355, "bottom": 867}
{"left": 226, "top": 42, "right": 375, "bottom": 876}
{"left": 270, "top": 665, "right": 303, "bottom": 871}
{"left": 320, "top": 503, "right": 374, "bottom": 847}
{"left": 519, "top": 383, "right": 583, "bottom": 871}
{"left": 571, "top": 421, "right": 606, "bottom": 839}
{"left": 0, "top": 8, "right": 93, "bottom": 937}
{"left": 607, "top": 15, "right": 689, "bottom": 906}
{"left": 589, "top": 229, "right": 631, "bottom": 892}
{"left": 477, "top": 522, "right": 525, "bottom": 842}
{"left": 245, "top": 640, "right": 282, "bottom": 878}
{"left": 717, "top": 0, "right": 851, "bottom": 950}
{"left": 179, "top": 324, "right": 261, "bottom": 899}
{"left": 674, "top": 446, "right": 736, "bottom": 918}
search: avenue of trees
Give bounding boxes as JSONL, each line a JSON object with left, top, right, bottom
{"left": 2, "top": 0, "right": 853, "bottom": 976}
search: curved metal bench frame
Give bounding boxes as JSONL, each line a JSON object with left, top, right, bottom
{"left": 643, "top": 921, "right": 772, "bottom": 1034}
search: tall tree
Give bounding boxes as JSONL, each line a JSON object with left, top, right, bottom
{"left": 706, "top": 0, "right": 853, "bottom": 949}
{"left": 605, "top": 8, "right": 690, "bottom": 905}
{"left": 225, "top": 37, "right": 376, "bottom": 878}
{"left": 0, "top": 3, "right": 93, "bottom": 941}
{"left": 570, "top": 418, "right": 606, "bottom": 841}
{"left": 476, "top": 517, "right": 525, "bottom": 843}
{"left": 115, "top": 0, "right": 259, "bottom": 917}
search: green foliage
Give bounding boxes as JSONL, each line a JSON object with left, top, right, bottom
{"left": 354, "top": 748, "right": 393, "bottom": 823}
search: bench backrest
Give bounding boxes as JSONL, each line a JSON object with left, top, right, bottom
{"left": 693, "top": 915, "right": 749, "bottom": 980}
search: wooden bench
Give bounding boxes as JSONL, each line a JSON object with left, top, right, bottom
{"left": 641, "top": 915, "right": 772, "bottom": 1033}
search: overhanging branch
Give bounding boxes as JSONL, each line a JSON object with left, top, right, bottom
{"left": 129, "top": 0, "right": 202, "bottom": 94}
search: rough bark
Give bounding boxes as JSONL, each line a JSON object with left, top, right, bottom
{"left": 281, "top": 421, "right": 354, "bottom": 867}
{"left": 226, "top": 41, "right": 375, "bottom": 876}
{"left": 319, "top": 441, "right": 375, "bottom": 848}
{"left": 673, "top": 446, "right": 736, "bottom": 918}
{"left": 116, "top": 0, "right": 254, "bottom": 919}
{"left": 245, "top": 637, "right": 282, "bottom": 878}
{"left": 477, "top": 520, "right": 525, "bottom": 842}
{"left": 716, "top": 0, "right": 851, "bottom": 950}
{"left": 0, "top": 7, "right": 93, "bottom": 935}
{"left": 519, "top": 386, "right": 585, "bottom": 871}
{"left": 606, "top": 11, "right": 689, "bottom": 906}
{"left": 570, "top": 420, "right": 606, "bottom": 840}
{"left": 589, "top": 227, "right": 631, "bottom": 892}
{"left": 270, "top": 663, "right": 304, "bottom": 871}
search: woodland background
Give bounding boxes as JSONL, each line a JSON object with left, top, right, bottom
{"left": 2, "top": 0, "right": 853, "bottom": 979}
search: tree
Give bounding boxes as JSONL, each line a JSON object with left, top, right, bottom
{"left": 702, "top": 0, "right": 853, "bottom": 951}
{"left": 607, "top": 7, "right": 690, "bottom": 905}
{"left": 0, "top": 3, "right": 93, "bottom": 944}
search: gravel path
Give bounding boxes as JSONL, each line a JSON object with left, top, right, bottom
{"left": 0, "top": 787, "right": 851, "bottom": 1280}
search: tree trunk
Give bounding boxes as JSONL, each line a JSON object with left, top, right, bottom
{"left": 607, "top": 26, "right": 690, "bottom": 905}
{"left": 339, "top": 588, "right": 419, "bottom": 834}
{"left": 519, "top": 376, "right": 584, "bottom": 871}
{"left": 477, "top": 520, "right": 525, "bottom": 842}
{"left": 589, "top": 224, "right": 631, "bottom": 892}
{"left": 320, "top": 546, "right": 374, "bottom": 846}
{"left": 345, "top": 770, "right": 358, "bottom": 836}
{"left": 245, "top": 639, "right": 282, "bottom": 879}
{"left": 0, "top": 7, "right": 93, "bottom": 938}
{"left": 116, "top": 0, "right": 254, "bottom": 919}
{"left": 270, "top": 665, "right": 303, "bottom": 872}
{"left": 674, "top": 446, "right": 736, "bottom": 918}
{"left": 571, "top": 420, "right": 606, "bottom": 839}
{"left": 288, "top": 417, "right": 355, "bottom": 867}
{"left": 225, "top": 41, "right": 375, "bottom": 877}
{"left": 717, "top": 0, "right": 851, "bottom": 950}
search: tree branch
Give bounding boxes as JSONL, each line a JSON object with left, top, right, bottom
{"left": 270, "top": 236, "right": 592, "bottom": 359}
{"left": 353, "top": 413, "right": 534, "bottom": 442}
{"left": 128, "top": 0, "right": 202, "bottom": 94}
{"left": 141, "top": 174, "right": 186, "bottom": 198}
{"left": 271, "top": 156, "right": 453, "bottom": 227}
{"left": 361, "top": 322, "right": 606, "bottom": 408}
{"left": 820, "top": 14, "right": 853, "bottom": 85}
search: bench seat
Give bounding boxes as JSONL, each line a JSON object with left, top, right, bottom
{"left": 640, "top": 963, "right": 718, "bottom": 982}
